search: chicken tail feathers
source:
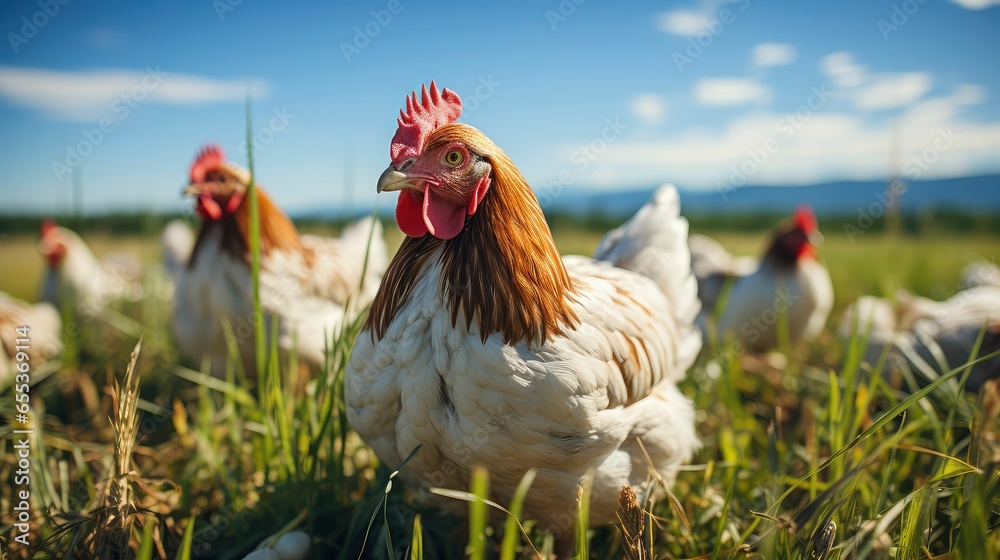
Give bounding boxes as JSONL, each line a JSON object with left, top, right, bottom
{"left": 593, "top": 184, "right": 702, "bottom": 370}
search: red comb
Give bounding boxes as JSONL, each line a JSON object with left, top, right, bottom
{"left": 41, "top": 219, "right": 57, "bottom": 238}
{"left": 793, "top": 205, "right": 817, "bottom": 233}
{"left": 190, "top": 144, "right": 225, "bottom": 183}
{"left": 390, "top": 81, "right": 462, "bottom": 166}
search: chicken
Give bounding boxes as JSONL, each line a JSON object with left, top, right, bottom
{"left": 346, "top": 83, "right": 701, "bottom": 541}
{"left": 38, "top": 220, "right": 144, "bottom": 317}
{"left": 841, "top": 286, "right": 1000, "bottom": 392}
{"left": 693, "top": 208, "right": 833, "bottom": 352}
{"left": 173, "top": 145, "right": 388, "bottom": 376}
{"left": 0, "top": 292, "right": 62, "bottom": 389}
{"left": 161, "top": 219, "right": 196, "bottom": 288}
{"left": 961, "top": 260, "right": 1000, "bottom": 290}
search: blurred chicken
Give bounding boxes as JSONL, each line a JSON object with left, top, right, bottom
{"left": 161, "top": 219, "right": 196, "bottom": 288}
{"left": 961, "top": 260, "right": 1000, "bottom": 290}
{"left": 0, "top": 293, "right": 62, "bottom": 388}
{"left": 694, "top": 208, "right": 833, "bottom": 352}
{"left": 347, "top": 83, "right": 700, "bottom": 543}
{"left": 39, "top": 220, "right": 144, "bottom": 317}
{"left": 841, "top": 286, "right": 1000, "bottom": 392}
{"left": 173, "top": 145, "right": 388, "bottom": 376}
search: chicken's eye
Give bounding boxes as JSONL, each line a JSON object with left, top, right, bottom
{"left": 444, "top": 150, "right": 464, "bottom": 166}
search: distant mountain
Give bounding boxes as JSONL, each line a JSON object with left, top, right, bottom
{"left": 291, "top": 174, "right": 1000, "bottom": 219}
{"left": 547, "top": 174, "right": 1000, "bottom": 218}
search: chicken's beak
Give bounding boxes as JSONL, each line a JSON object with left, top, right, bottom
{"left": 183, "top": 183, "right": 202, "bottom": 197}
{"left": 809, "top": 230, "right": 824, "bottom": 246}
{"left": 377, "top": 166, "right": 421, "bottom": 193}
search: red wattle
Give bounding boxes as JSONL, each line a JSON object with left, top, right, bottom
{"left": 225, "top": 191, "right": 245, "bottom": 214}
{"left": 422, "top": 186, "right": 467, "bottom": 239}
{"left": 396, "top": 190, "right": 429, "bottom": 238}
{"left": 198, "top": 195, "right": 223, "bottom": 220}
{"left": 394, "top": 186, "right": 469, "bottom": 240}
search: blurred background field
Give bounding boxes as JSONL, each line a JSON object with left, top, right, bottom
{"left": 2, "top": 216, "right": 996, "bottom": 310}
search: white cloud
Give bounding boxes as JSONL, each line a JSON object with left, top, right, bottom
{"left": 693, "top": 78, "right": 772, "bottom": 106}
{"left": 821, "top": 52, "right": 867, "bottom": 89}
{"left": 950, "top": 0, "right": 1000, "bottom": 9}
{"left": 752, "top": 43, "right": 797, "bottom": 67}
{"left": 854, "top": 72, "right": 932, "bottom": 110}
{"left": 953, "top": 84, "right": 987, "bottom": 105}
{"left": 561, "top": 86, "right": 1000, "bottom": 190}
{"left": 630, "top": 94, "right": 668, "bottom": 125}
{"left": 654, "top": 0, "right": 737, "bottom": 36}
{"left": 0, "top": 66, "right": 270, "bottom": 121}
{"left": 655, "top": 10, "right": 711, "bottom": 36}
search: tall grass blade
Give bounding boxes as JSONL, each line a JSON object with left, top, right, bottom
{"left": 136, "top": 518, "right": 154, "bottom": 560}
{"left": 176, "top": 517, "right": 195, "bottom": 560}
{"left": 500, "top": 469, "right": 536, "bottom": 560}
{"left": 409, "top": 514, "right": 423, "bottom": 560}
{"left": 245, "top": 95, "right": 265, "bottom": 375}
{"left": 468, "top": 466, "right": 490, "bottom": 560}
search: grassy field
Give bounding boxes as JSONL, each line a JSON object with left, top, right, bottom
{"left": 1, "top": 220, "right": 999, "bottom": 559}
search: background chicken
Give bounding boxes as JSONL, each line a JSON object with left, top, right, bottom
{"left": 161, "top": 219, "right": 196, "bottom": 289}
{"left": 39, "top": 220, "right": 144, "bottom": 317}
{"left": 0, "top": 292, "right": 62, "bottom": 389}
{"left": 346, "top": 83, "right": 701, "bottom": 545}
{"left": 841, "top": 285, "right": 1000, "bottom": 392}
{"left": 173, "top": 145, "right": 388, "bottom": 377}
{"left": 692, "top": 207, "right": 833, "bottom": 352}
{"left": 961, "top": 260, "right": 1000, "bottom": 290}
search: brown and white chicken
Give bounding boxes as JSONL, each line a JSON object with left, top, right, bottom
{"left": 346, "top": 83, "right": 701, "bottom": 541}
{"left": 39, "top": 220, "right": 144, "bottom": 317}
{"left": 173, "top": 145, "right": 388, "bottom": 376}
{"left": 693, "top": 208, "right": 833, "bottom": 352}
{"left": 0, "top": 292, "right": 62, "bottom": 388}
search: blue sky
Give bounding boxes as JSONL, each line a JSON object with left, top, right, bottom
{"left": 1, "top": 0, "right": 999, "bottom": 215}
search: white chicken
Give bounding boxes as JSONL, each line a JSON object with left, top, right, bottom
{"left": 0, "top": 292, "right": 62, "bottom": 388}
{"left": 961, "top": 260, "right": 1000, "bottom": 290}
{"left": 38, "top": 220, "right": 143, "bottom": 317}
{"left": 161, "top": 219, "right": 196, "bottom": 288}
{"left": 841, "top": 286, "right": 1000, "bottom": 392}
{"left": 173, "top": 145, "right": 388, "bottom": 377}
{"left": 693, "top": 208, "right": 833, "bottom": 352}
{"left": 346, "top": 83, "right": 700, "bottom": 543}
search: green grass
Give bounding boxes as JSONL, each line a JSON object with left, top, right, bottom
{"left": 2, "top": 192, "right": 999, "bottom": 558}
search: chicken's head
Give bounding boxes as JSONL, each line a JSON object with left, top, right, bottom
{"left": 769, "top": 206, "right": 821, "bottom": 263}
{"left": 377, "top": 82, "right": 494, "bottom": 240}
{"left": 184, "top": 145, "right": 249, "bottom": 222}
{"left": 38, "top": 219, "right": 66, "bottom": 268}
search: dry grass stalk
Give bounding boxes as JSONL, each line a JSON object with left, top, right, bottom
{"left": 617, "top": 485, "right": 650, "bottom": 560}
{"left": 83, "top": 338, "right": 144, "bottom": 557}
